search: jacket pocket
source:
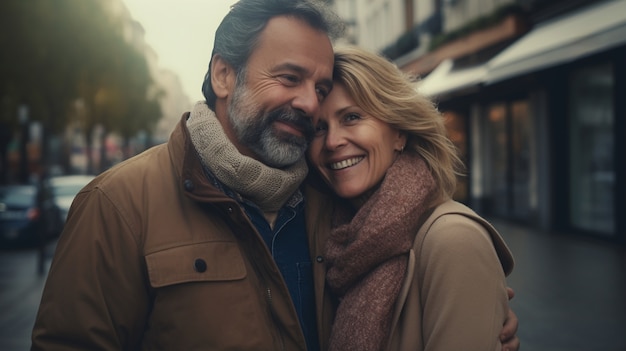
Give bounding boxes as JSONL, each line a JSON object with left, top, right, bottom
{"left": 145, "top": 241, "right": 247, "bottom": 287}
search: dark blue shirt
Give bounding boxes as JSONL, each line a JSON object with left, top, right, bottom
{"left": 202, "top": 167, "right": 318, "bottom": 350}
{"left": 241, "top": 196, "right": 319, "bottom": 351}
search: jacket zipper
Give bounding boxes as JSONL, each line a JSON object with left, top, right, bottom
{"left": 223, "top": 202, "right": 289, "bottom": 350}
{"left": 265, "top": 285, "right": 286, "bottom": 351}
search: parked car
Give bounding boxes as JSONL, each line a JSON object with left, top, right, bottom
{"left": 49, "top": 175, "right": 95, "bottom": 224}
{"left": 0, "top": 184, "right": 63, "bottom": 248}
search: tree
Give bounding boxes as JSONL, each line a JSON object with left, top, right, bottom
{"left": 0, "top": 0, "right": 162, "bottom": 181}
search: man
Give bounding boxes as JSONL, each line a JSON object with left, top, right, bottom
{"left": 32, "top": 0, "right": 519, "bottom": 350}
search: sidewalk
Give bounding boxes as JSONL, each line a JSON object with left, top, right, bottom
{"left": 0, "top": 247, "right": 51, "bottom": 351}
{"left": 491, "top": 218, "right": 626, "bottom": 351}
{"left": 1, "top": 220, "right": 625, "bottom": 350}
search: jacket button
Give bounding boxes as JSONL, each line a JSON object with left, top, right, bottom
{"left": 194, "top": 258, "right": 207, "bottom": 273}
{"left": 316, "top": 256, "right": 324, "bottom": 263}
{"left": 227, "top": 206, "right": 233, "bottom": 213}
{"left": 183, "top": 179, "right": 194, "bottom": 192}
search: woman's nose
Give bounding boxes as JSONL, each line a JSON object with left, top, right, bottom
{"left": 324, "top": 125, "right": 346, "bottom": 151}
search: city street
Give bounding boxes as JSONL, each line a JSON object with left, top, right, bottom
{"left": 1, "top": 221, "right": 625, "bottom": 351}
{"left": 0, "top": 242, "right": 53, "bottom": 351}
{"left": 490, "top": 219, "right": 626, "bottom": 351}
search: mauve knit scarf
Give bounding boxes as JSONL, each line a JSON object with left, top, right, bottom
{"left": 325, "top": 152, "right": 436, "bottom": 351}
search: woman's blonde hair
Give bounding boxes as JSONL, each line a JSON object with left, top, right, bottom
{"left": 332, "top": 46, "right": 464, "bottom": 202}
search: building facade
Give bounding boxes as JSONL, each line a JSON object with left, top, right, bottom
{"left": 331, "top": 0, "right": 625, "bottom": 243}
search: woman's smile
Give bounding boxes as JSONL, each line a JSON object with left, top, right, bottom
{"left": 308, "top": 83, "right": 405, "bottom": 201}
{"left": 329, "top": 156, "right": 364, "bottom": 170}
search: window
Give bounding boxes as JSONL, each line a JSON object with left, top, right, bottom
{"left": 484, "top": 98, "right": 534, "bottom": 220}
{"left": 568, "top": 63, "right": 615, "bottom": 235}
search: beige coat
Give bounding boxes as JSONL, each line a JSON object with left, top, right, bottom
{"left": 306, "top": 187, "right": 514, "bottom": 351}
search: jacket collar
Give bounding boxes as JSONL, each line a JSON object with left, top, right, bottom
{"left": 168, "top": 112, "right": 235, "bottom": 204}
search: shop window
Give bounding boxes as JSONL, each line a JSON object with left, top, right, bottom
{"left": 486, "top": 103, "right": 508, "bottom": 216}
{"left": 484, "top": 99, "right": 534, "bottom": 220}
{"left": 444, "top": 111, "right": 468, "bottom": 202}
{"left": 568, "top": 63, "right": 615, "bottom": 235}
{"left": 511, "top": 100, "right": 532, "bottom": 218}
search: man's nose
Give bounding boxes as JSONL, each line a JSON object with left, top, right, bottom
{"left": 292, "top": 84, "right": 320, "bottom": 118}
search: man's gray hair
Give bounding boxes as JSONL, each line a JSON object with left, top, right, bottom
{"left": 201, "top": 0, "right": 345, "bottom": 110}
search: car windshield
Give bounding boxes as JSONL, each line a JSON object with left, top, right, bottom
{"left": 0, "top": 186, "right": 36, "bottom": 207}
{"left": 53, "top": 184, "right": 85, "bottom": 197}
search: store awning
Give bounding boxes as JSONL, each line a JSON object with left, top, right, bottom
{"left": 484, "top": 0, "right": 626, "bottom": 84}
{"left": 416, "top": 59, "right": 487, "bottom": 98}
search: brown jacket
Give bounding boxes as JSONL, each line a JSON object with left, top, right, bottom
{"left": 306, "top": 190, "right": 515, "bottom": 351}
{"left": 32, "top": 115, "right": 315, "bottom": 350}
{"left": 32, "top": 113, "right": 512, "bottom": 351}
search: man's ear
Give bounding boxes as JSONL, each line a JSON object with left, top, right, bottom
{"left": 211, "top": 54, "right": 236, "bottom": 99}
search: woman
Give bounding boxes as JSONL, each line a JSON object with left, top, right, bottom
{"left": 307, "top": 46, "right": 515, "bottom": 351}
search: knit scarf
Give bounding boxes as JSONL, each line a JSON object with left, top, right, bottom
{"left": 187, "top": 102, "right": 308, "bottom": 212}
{"left": 325, "top": 151, "right": 437, "bottom": 351}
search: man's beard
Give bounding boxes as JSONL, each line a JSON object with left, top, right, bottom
{"left": 227, "top": 81, "right": 314, "bottom": 168}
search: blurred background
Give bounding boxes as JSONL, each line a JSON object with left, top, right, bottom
{"left": 0, "top": 0, "right": 625, "bottom": 350}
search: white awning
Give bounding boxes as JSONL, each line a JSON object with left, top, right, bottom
{"left": 416, "top": 59, "right": 487, "bottom": 98}
{"left": 484, "top": 0, "right": 626, "bottom": 84}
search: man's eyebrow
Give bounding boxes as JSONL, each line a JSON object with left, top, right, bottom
{"left": 273, "top": 62, "right": 308, "bottom": 74}
{"left": 274, "top": 62, "right": 333, "bottom": 89}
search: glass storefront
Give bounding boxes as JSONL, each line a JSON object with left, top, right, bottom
{"left": 510, "top": 101, "right": 533, "bottom": 218}
{"left": 444, "top": 111, "right": 469, "bottom": 202}
{"left": 568, "top": 63, "right": 615, "bottom": 236}
{"left": 485, "top": 99, "right": 534, "bottom": 220}
{"left": 486, "top": 103, "right": 508, "bottom": 216}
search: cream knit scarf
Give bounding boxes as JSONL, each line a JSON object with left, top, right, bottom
{"left": 187, "top": 102, "right": 308, "bottom": 212}
{"left": 325, "top": 152, "right": 437, "bottom": 351}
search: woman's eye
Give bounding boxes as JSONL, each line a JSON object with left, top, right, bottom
{"left": 344, "top": 113, "right": 361, "bottom": 122}
{"left": 314, "top": 123, "right": 327, "bottom": 135}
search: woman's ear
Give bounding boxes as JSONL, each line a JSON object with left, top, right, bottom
{"left": 210, "top": 54, "right": 236, "bottom": 99}
{"left": 395, "top": 132, "right": 408, "bottom": 152}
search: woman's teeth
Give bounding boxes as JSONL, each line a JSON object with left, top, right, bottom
{"left": 330, "top": 157, "right": 364, "bottom": 170}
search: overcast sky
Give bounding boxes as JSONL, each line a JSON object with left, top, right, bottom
{"left": 123, "top": 0, "right": 238, "bottom": 103}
